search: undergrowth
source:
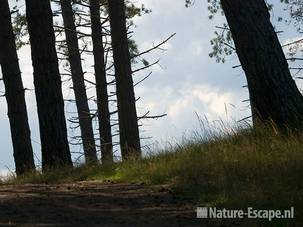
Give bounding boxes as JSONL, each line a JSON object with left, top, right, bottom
{"left": 3, "top": 123, "right": 303, "bottom": 226}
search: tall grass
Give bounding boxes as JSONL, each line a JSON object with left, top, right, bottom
{"left": 5, "top": 122, "right": 303, "bottom": 225}
{"left": 115, "top": 123, "right": 303, "bottom": 225}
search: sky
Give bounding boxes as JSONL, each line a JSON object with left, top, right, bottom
{"left": 0, "top": 0, "right": 302, "bottom": 175}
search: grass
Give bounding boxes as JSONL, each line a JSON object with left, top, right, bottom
{"left": 3, "top": 123, "right": 303, "bottom": 226}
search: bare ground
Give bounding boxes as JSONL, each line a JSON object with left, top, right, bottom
{"left": 0, "top": 181, "right": 229, "bottom": 227}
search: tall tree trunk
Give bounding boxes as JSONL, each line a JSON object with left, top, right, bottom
{"left": 25, "top": 0, "right": 72, "bottom": 169}
{"left": 107, "top": 0, "right": 141, "bottom": 159}
{"left": 221, "top": 0, "right": 303, "bottom": 130}
{"left": 0, "top": 0, "right": 35, "bottom": 175}
{"left": 89, "top": 0, "right": 113, "bottom": 164}
{"left": 60, "top": 0, "right": 97, "bottom": 164}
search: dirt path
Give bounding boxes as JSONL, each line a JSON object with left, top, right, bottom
{"left": 0, "top": 182, "right": 217, "bottom": 226}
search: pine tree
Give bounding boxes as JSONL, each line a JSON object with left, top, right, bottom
{"left": 221, "top": 0, "right": 303, "bottom": 130}
{"left": 0, "top": 0, "right": 35, "bottom": 175}
{"left": 108, "top": 0, "right": 141, "bottom": 158}
{"left": 89, "top": 0, "right": 113, "bottom": 163}
{"left": 25, "top": 0, "right": 72, "bottom": 169}
{"left": 60, "top": 0, "right": 97, "bottom": 163}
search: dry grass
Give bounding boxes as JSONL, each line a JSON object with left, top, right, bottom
{"left": 5, "top": 123, "right": 303, "bottom": 225}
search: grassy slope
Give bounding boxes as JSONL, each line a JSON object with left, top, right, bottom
{"left": 3, "top": 125, "right": 303, "bottom": 225}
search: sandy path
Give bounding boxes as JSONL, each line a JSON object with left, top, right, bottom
{"left": 0, "top": 182, "right": 214, "bottom": 226}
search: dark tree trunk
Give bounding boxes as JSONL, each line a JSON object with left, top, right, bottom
{"left": 0, "top": 0, "right": 35, "bottom": 175}
{"left": 25, "top": 0, "right": 72, "bottom": 169}
{"left": 89, "top": 0, "right": 113, "bottom": 164}
{"left": 107, "top": 0, "right": 141, "bottom": 159}
{"left": 60, "top": 0, "right": 97, "bottom": 164}
{"left": 221, "top": 0, "right": 303, "bottom": 130}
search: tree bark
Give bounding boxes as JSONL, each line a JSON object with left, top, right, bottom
{"left": 221, "top": 0, "right": 303, "bottom": 130}
{"left": 89, "top": 0, "right": 113, "bottom": 164}
{"left": 0, "top": 0, "right": 35, "bottom": 175}
{"left": 25, "top": 0, "right": 72, "bottom": 169}
{"left": 60, "top": 0, "right": 97, "bottom": 164}
{"left": 107, "top": 0, "right": 141, "bottom": 159}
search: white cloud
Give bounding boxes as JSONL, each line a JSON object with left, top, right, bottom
{"left": 190, "top": 40, "right": 204, "bottom": 57}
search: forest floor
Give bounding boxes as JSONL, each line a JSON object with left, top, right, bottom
{"left": 0, "top": 181, "right": 225, "bottom": 227}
